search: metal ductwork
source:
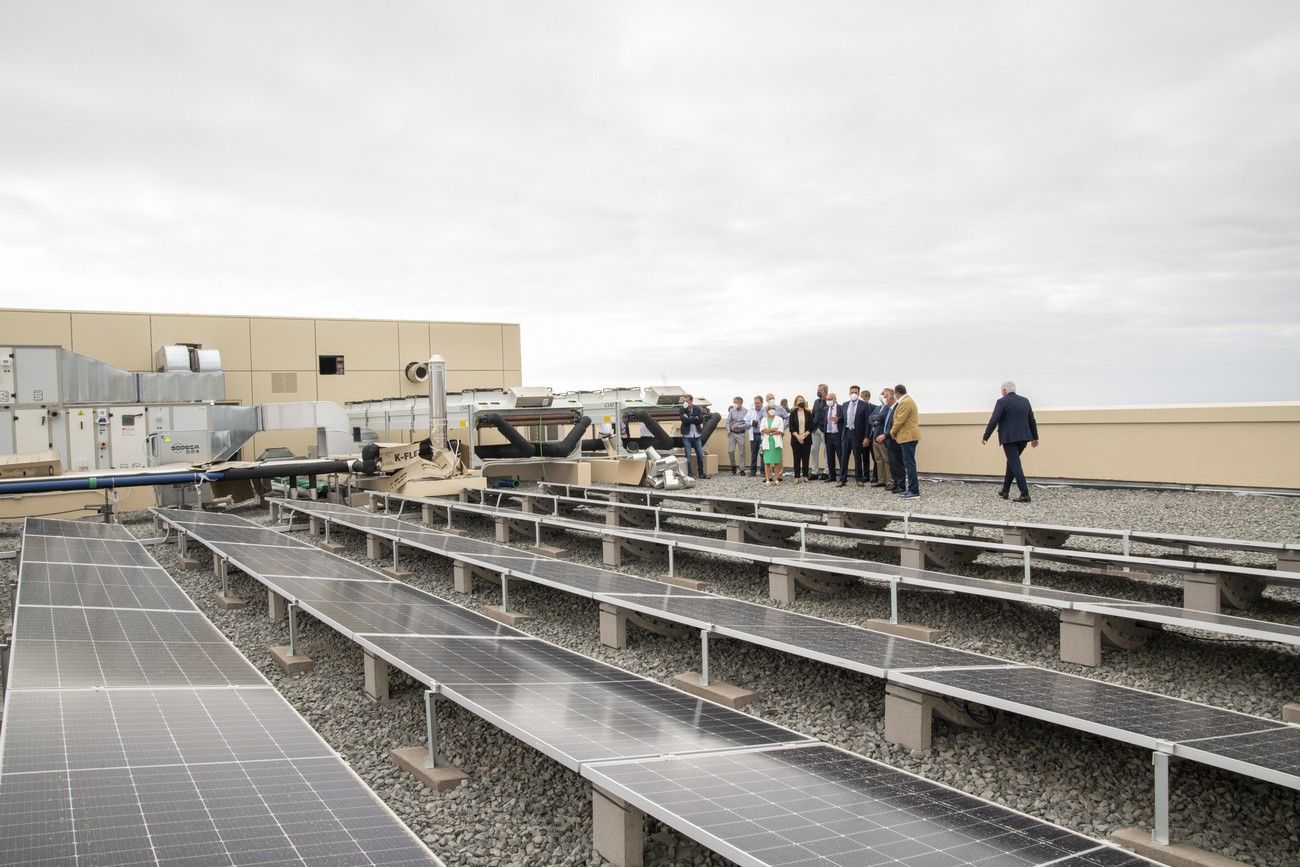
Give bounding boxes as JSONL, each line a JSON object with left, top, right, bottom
{"left": 404, "top": 361, "right": 430, "bottom": 383}
{"left": 428, "top": 355, "right": 447, "bottom": 451}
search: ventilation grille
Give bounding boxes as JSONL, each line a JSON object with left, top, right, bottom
{"left": 271, "top": 372, "right": 298, "bottom": 394}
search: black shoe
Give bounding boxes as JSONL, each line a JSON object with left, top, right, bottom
{"left": 1013, "top": 494, "right": 1031, "bottom": 503}
{"left": 998, "top": 489, "right": 1009, "bottom": 500}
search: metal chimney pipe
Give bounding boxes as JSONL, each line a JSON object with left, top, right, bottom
{"left": 428, "top": 354, "right": 448, "bottom": 451}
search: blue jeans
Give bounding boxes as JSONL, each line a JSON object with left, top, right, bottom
{"left": 682, "top": 436, "right": 706, "bottom": 477}
{"left": 899, "top": 440, "right": 919, "bottom": 494}
{"left": 750, "top": 435, "right": 762, "bottom": 474}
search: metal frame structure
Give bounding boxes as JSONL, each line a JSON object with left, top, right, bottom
{"left": 149, "top": 505, "right": 1147, "bottom": 867}
{"left": 284, "top": 496, "right": 1299, "bottom": 853}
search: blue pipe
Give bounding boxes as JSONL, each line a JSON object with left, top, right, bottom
{"left": 0, "top": 471, "right": 219, "bottom": 495}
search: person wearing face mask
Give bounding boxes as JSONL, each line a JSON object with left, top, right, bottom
{"left": 764, "top": 393, "right": 788, "bottom": 478}
{"left": 810, "top": 384, "right": 829, "bottom": 481}
{"left": 870, "top": 387, "right": 896, "bottom": 490}
{"left": 745, "top": 395, "right": 765, "bottom": 478}
{"left": 760, "top": 404, "right": 786, "bottom": 486}
{"left": 787, "top": 395, "right": 815, "bottom": 483}
{"left": 837, "top": 385, "right": 869, "bottom": 487}
{"left": 823, "top": 391, "right": 840, "bottom": 483}
{"left": 726, "top": 396, "right": 750, "bottom": 475}
{"left": 678, "top": 394, "right": 707, "bottom": 479}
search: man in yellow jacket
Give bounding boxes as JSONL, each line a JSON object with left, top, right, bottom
{"left": 890, "top": 383, "right": 921, "bottom": 499}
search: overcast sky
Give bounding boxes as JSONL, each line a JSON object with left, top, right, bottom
{"left": 1, "top": 2, "right": 1297, "bottom": 411}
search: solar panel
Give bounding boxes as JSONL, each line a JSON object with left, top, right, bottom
{"left": 171, "top": 522, "right": 306, "bottom": 546}
{"left": 219, "top": 542, "right": 390, "bottom": 581}
{"left": 2, "top": 519, "right": 442, "bottom": 866}
{"left": 20, "top": 533, "right": 157, "bottom": 568}
{"left": 266, "top": 574, "right": 519, "bottom": 639}
{"left": 1177, "top": 727, "right": 1300, "bottom": 787}
{"left": 16, "top": 560, "right": 196, "bottom": 612}
{"left": 0, "top": 758, "right": 438, "bottom": 866}
{"left": 1, "top": 687, "right": 334, "bottom": 774}
{"left": 23, "top": 517, "right": 133, "bottom": 540}
{"left": 442, "top": 678, "right": 810, "bottom": 770}
{"left": 582, "top": 744, "right": 1152, "bottom": 867}
{"left": 362, "top": 635, "right": 644, "bottom": 687}
{"left": 8, "top": 608, "right": 267, "bottom": 690}
{"left": 891, "top": 666, "right": 1291, "bottom": 747}
{"left": 152, "top": 507, "right": 262, "bottom": 527}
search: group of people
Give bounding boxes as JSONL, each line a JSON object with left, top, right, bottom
{"left": 689, "top": 380, "right": 1040, "bottom": 502}
{"left": 719, "top": 384, "right": 922, "bottom": 497}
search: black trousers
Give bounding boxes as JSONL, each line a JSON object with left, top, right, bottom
{"left": 1002, "top": 441, "right": 1029, "bottom": 495}
{"left": 886, "top": 437, "right": 905, "bottom": 489}
{"left": 791, "top": 437, "right": 812, "bottom": 477}
{"left": 839, "top": 431, "right": 866, "bottom": 481}
{"left": 825, "top": 431, "right": 841, "bottom": 479}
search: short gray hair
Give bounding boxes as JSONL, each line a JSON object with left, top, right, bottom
{"left": 1001, "top": 380, "right": 1017, "bottom": 393}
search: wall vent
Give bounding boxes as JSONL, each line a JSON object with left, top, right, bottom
{"left": 271, "top": 372, "right": 298, "bottom": 394}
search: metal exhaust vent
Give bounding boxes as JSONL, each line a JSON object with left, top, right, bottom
{"left": 404, "top": 361, "right": 430, "bottom": 383}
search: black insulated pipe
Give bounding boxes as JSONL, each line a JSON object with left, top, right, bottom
{"left": 473, "top": 412, "right": 593, "bottom": 459}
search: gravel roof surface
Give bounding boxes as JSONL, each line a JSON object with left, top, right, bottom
{"left": 2, "top": 477, "right": 1297, "bottom": 866}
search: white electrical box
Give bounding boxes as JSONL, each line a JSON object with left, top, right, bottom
{"left": 0, "top": 348, "right": 14, "bottom": 403}
{"left": 13, "top": 347, "right": 60, "bottom": 405}
{"left": 14, "top": 408, "right": 52, "bottom": 453}
{"left": 67, "top": 407, "right": 96, "bottom": 472}
{"left": 109, "top": 405, "right": 147, "bottom": 469}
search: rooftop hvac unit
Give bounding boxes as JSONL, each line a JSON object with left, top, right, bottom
{"left": 645, "top": 386, "right": 686, "bottom": 406}
{"left": 404, "top": 361, "right": 430, "bottom": 383}
{"left": 155, "top": 344, "right": 223, "bottom": 373}
{"left": 507, "top": 386, "right": 553, "bottom": 408}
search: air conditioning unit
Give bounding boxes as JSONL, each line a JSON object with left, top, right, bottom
{"left": 404, "top": 361, "right": 430, "bottom": 383}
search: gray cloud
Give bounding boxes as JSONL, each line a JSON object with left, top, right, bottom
{"left": 1, "top": 1, "right": 1297, "bottom": 410}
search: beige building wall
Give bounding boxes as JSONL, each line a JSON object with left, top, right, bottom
{"left": 706, "top": 402, "right": 1300, "bottom": 489}
{"left": 0, "top": 308, "right": 522, "bottom": 456}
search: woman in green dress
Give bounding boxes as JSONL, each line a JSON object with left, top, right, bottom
{"left": 760, "top": 407, "right": 785, "bottom": 486}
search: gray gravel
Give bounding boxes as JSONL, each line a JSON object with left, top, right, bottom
{"left": 2, "top": 479, "right": 1298, "bottom": 866}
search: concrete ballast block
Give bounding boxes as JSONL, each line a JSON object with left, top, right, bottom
{"left": 592, "top": 786, "right": 644, "bottom": 867}
{"left": 269, "top": 645, "right": 314, "bottom": 675}
{"left": 1110, "top": 828, "right": 1249, "bottom": 867}
{"left": 670, "top": 672, "right": 756, "bottom": 709}
{"left": 389, "top": 746, "right": 468, "bottom": 794}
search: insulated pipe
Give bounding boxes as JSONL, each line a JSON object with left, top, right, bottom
{"left": 0, "top": 456, "right": 376, "bottom": 497}
{"left": 622, "top": 409, "right": 677, "bottom": 451}
{"left": 428, "top": 354, "right": 448, "bottom": 451}
{"left": 623, "top": 410, "right": 722, "bottom": 451}
{"left": 473, "top": 413, "right": 593, "bottom": 459}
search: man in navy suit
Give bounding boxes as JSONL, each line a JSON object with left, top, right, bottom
{"left": 982, "top": 380, "right": 1039, "bottom": 502}
{"left": 836, "top": 386, "right": 872, "bottom": 487}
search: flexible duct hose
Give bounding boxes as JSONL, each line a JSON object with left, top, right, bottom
{"left": 473, "top": 413, "right": 593, "bottom": 459}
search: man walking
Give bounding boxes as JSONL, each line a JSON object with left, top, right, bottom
{"left": 837, "top": 385, "right": 870, "bottom": 487}
{"left": 678, "top": 394, "right": 707, "bottom": 479}
{"left": 982, "top": 380, "right": 1039, "bottom": 502}
{"left": 726, "top": 396, "right": 749, "bottom": 475}
{"left": 810, "top": 384, "right": 829, "bottom": 480}
{"left": 890, "top": 384, "right": 921, "bottom": 498}
{"left": 823, "top": 391, "right": 840, "bottom": 483}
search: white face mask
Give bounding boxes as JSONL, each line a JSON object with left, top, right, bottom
{"left": 766, "top": 410, "right": 776, "bottom": 418}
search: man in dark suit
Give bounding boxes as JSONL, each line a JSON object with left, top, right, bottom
{"left": 837, "top": 386, "right": 872, "bottom": 487}
{"left": 982, "top": 380, "right": 1039, "bottom": 502}
{"left": 678, "top": 393, "right": 708, "bottom": 479}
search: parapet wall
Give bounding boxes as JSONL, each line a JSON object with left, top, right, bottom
{"left": 706, "top": 402, "right": 1300, "bottom": 490}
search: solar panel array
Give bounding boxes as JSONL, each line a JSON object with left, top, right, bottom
{"left": 535, "top": 481, "right": 1300, "bottom": 561}
{"left": 521, "top": 483, "right": 1296, "bottom": 590}
{"left": 312, "top": 494, "right": 1300, "bottom": 795}
{"left": 156, "top": 505, "right": 1150, "bottom": 866}
{"left": 454, "top": 487, "right": 1300, "bottom": 647}
{"left": 1, "top": 517, "right": 441, "bottom": 867}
